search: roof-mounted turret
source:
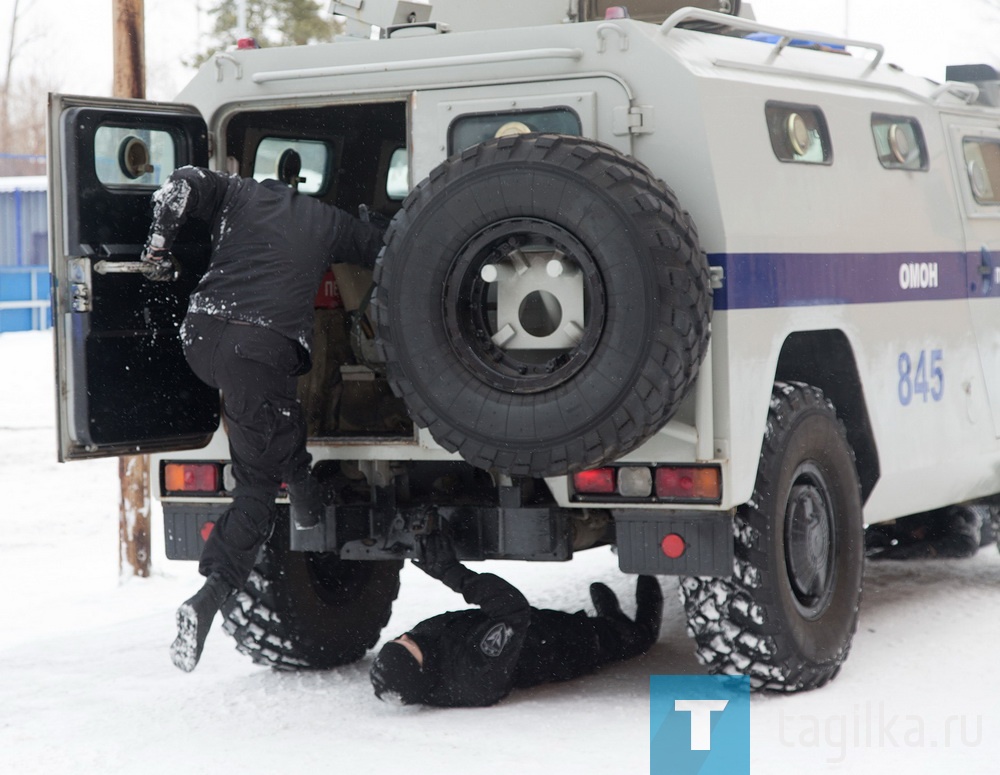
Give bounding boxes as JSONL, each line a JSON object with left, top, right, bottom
{"left": 945, "top": 64, "right": 1000, "bottom": 108}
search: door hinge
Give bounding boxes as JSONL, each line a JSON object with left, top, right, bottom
{"left": 612, "top": 105, "right": 655, "bottom": 136}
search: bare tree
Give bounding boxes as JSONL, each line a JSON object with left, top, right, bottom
{"left": 1, "top": 0, "right": 45, "bottom": 175}
{"left": 1, "top": 0, "right": 24, "bottom": 151}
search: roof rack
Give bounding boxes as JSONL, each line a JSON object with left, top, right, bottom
{"left": 660, "top": 8, "right": 884, "bottom": 78}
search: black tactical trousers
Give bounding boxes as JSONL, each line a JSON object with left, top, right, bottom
{"left": 181, "top": 313, "right": 311, "bottom": 589}
{"left": 511, "top": 609, "right": 652, "bottom": 689}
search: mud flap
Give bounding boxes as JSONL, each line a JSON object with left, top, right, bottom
{"left": 164, "top": 502, "right": 228, "bottom": 560}
{"left": 614, "top": 510, "right": 733, "bottom": 576}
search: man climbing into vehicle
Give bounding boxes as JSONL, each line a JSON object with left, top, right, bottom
{"left": 369, "top": 530, "right": 663, "bottom": 707}
{"left": 140, "top": 151, "right": 386, "bottom": 672}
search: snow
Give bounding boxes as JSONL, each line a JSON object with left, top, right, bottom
{"left": 151, "top": 177, "right": 191, "bottom": 220}
{"left": 2, "top": 330, "right": 1000, "bottom": 774}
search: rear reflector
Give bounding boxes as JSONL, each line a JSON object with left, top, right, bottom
{"left": 164, "top": 463, "right": 220, "bottom": 493}
{"left": 661, "top": 533, "right": 686, "bottom": 559}
{"left": 573, "top": 467, "right": 616, "bottom": 494}
{"left": 654, "top": 466, "right": 721, "bottom": 500}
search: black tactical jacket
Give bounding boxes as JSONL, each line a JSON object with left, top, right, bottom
{"left": 145, "top": 167, "right": 384, "bottom": 370}
{"left": 407, "top": 572, "right": 532, "bottom": 708}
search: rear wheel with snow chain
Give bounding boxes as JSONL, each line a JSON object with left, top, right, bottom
{"left": 680, "top": 382, "right": 864, "bottom": 691}
{"left": 372, "top": 133, "right": 711, "bottom": 478}
{"left": 220, "top": 518, "right": 401, "bottom": 670}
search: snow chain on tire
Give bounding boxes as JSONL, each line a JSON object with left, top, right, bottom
{"left": 680, "top": 382, "right": 864, "bottom": 692}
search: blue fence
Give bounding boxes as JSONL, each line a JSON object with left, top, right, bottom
{"left": 0, "top": 267, "right": 51, "bottom": 332}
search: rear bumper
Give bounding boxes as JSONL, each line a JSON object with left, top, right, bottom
{"left": 162, "top": 501, "right": 734, "bottom": 576}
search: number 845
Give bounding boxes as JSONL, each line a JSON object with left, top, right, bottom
{"left": 898, "top": 349, "right": 943, "bottom": 405}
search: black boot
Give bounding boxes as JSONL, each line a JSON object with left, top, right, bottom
{"left": 635, "top": 575, "right": 664, "bottom": 647}
{"left": 287, "top": 474, "right": 324, "bottom": 529}
{"left": 170, "top": 573, "right": 233, "bottom": 673}
{"left": 590, "top": 582, "right": 626, "bottom": 620}
{"left": 590, "top": 578, "right": 663, "bottom": 660}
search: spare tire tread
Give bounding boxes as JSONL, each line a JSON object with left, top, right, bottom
{"left": 373, "top": 133, "right": 711, "bottom": 477}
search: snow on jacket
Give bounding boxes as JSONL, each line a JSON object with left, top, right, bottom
{"left": 144, "top": 166, "right": 385, "bottom": 370}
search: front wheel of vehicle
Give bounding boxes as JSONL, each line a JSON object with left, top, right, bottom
{"left": 680, "top": 382, "right": 864, "bottom": 691}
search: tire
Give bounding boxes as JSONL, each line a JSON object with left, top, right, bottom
{"left": 372, "top": 133, "right": 711, "bottom": 478}
{"left": 680, "top": 382, "right": 864, "bottom": 691}
{"left": 220, "top": 520, "right": 402, "bottom": 670}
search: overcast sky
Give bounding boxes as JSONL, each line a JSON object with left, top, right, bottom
{"left": 1, "top": 0, "right": 998, "bottom": 102}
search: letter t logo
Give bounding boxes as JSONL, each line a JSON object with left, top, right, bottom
{"left": 674, "top": 700, "right": 729, "bottom": 750}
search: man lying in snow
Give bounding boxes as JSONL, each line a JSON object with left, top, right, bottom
{"left": 370, "top": 531, "right": 663, "bottom": 707}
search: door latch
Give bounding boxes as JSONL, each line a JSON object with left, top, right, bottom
{"left": 68, "top": 258, "right": 92, "bottom": 313}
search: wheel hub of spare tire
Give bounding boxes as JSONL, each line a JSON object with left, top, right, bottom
{"left": 443, "top": 218, "right": 606, "bottom": 394}
{"left": 784, "top": 461, "right": 837, "bottom": 620}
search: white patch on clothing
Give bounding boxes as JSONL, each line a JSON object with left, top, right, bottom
{"left": 480, "top": 622, "right": 513, "bottom": 657}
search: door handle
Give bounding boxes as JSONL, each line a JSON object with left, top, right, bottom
{"left": 93, "top": 260, "right": 148, "bottom": 274}
{"left": 92, "top": 243, "right": 180, "bottom": 281}
{"left": 979, "top": 246, "right": 994, "bottom": 295}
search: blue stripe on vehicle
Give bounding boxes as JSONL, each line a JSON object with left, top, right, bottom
{"left": 708, "top": 251, "right": 980, "bottom": 311}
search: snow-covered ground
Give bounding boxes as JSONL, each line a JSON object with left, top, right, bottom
{"left": 1, "top": 330, "right": 999, "bottom": 774}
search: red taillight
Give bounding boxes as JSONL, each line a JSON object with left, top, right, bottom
{"left": 164, "top": 463, "right": 220, "bottom": 493}
{"left": 573, "top": 467, "right": 616, "bottom": 494}
{"left": 654, "top": 466, "right": 721, "bottom": 501}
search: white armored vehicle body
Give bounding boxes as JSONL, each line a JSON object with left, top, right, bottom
{"left": 48, "top": 0, "right": 1000, "bottom": 690}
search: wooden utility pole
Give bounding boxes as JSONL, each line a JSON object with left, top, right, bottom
{"left": 113, "top": 0, "right": 151, "bottom": 577}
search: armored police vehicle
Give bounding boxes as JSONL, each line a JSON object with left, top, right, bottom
{"left": 47, "top": 0, "right": 1000, "bottom": 691}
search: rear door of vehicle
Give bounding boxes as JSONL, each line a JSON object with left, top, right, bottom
{"left": 48, "top": 94, "right": 218, "bottom": 461}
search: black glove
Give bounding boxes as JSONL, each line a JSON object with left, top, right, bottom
{"left": 141, "top": 245, "right": 171, "bottom": 262}
{"left": 413, "top": 531, "right": 473, "bottom": 592}
{"left": 140, "top": 250, "right": 180, "bottom": 282}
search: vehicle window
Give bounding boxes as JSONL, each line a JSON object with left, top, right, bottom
{"left": 764, "top": 102, "right": 832, "bottom": 165}
{"left": 449, "top": 108, "right": 582, "bottom": 155}
{"left": 94, "top": 126, "right": 176, "bottom": 187}
{"left": 964, "top": 138, "right": 1000, "bottom": 204}
{"left": 252, "top": 137, "right": 330, "bottom": 195}
{"left": 386, "top": 147, "right": 409, "bottom": 200}
{"left": 871, "top": 115, "right": 927, "bottom": 171}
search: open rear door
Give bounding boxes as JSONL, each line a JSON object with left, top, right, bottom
{"left": 48, "top": 94, "right": 219, "bottom": 461}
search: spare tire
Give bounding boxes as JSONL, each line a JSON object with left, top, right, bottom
{"left": 373, "top": 134, "right": 711, "bottom": 477}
